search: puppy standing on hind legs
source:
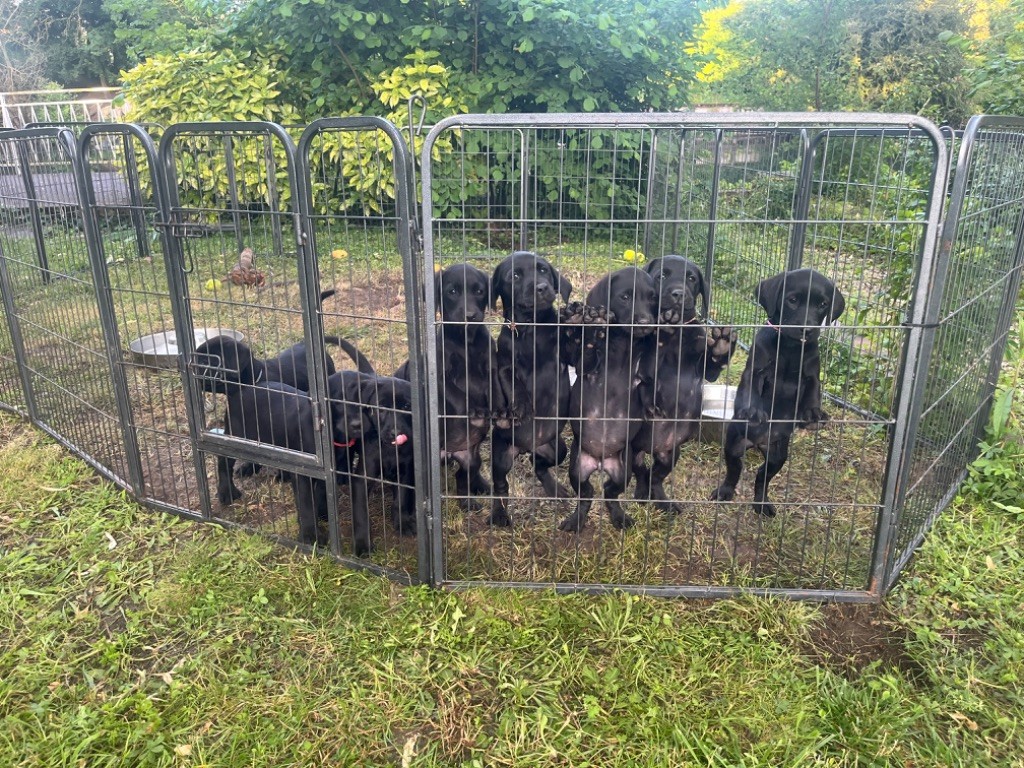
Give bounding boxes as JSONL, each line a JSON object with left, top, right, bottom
{"left": 394, "top": 263, "right": 508, "bottom": 511}
{"left": 631, "top": 255, "right": 737, "bottom": 515}
{"left": 487, "top": 251, "right": 575, "bottom": 527}
{"left": 557, "top": 266, "right": 659, "bottom": 533}
{"left": 710, "top": 269, "right": 846, "bottom": 517}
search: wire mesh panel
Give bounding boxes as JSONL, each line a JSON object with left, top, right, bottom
{"left": 78, "top": 123, "right": 203, "bottom": 516}
{"left": 295, "top": 117, "right": 425, "bottom": 579}
{"left": 0, "top": 266, "right": 26, "bottom": 414}
{"left": 157, "top": 122, "right": 336, "bottom": 548}
{"left": 0, "top": 128, "right": 131, "bottom": 483}
{"left": 421, "top": 112, "right": 947, "bottom": 599}
{"left": 886, "top": 117, "right": 1024, "bottom": 587}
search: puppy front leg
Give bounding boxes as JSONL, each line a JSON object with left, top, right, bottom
{"left": 487, "top": 434, "right": 516, "bottom": 526}
{"left": 710, "top": 424, "right": 746, "bottom": 502}
{"left": 752, "top": 433, "right": 790, "bottom": 518}
{"left": 217, "top": 455, "right": 243, "bottom": 504}
{"left": 798, "top": 370, "right": 828, "bottom": 426}
{"left": 702, "top": 325, "right": 738, "bottom": 382}
{"left": 293, "top": 475, "right": 327, "bottom": 546}
{"left": 350, "top": 473, "right": 373, "bottom": 556}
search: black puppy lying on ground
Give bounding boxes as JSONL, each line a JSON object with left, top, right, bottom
{"left": 631, "top": 255, "right": 736, "bottom": 514}
{"left": 488, "top": 251, "right": 574, "bottom": 527}
{"left": 710, "top": 268, "right": 846, "bottom": 517}
{"left": 558, "top": 266, "right": 659, "bottom": 532}
{"left": 394, "top": 263, "right": 509, "bottom": 509}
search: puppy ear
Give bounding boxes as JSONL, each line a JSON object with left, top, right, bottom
{"left": 433, "top": 268, "right": 443, "bottom": 312}
{"left": 694, "top": 264, "right": 709, "bottom": 313}
{"left": 755, "top": 273, "right": 787, "bottom": 322}
{"left": 828, "top": 285, "right": 846, "bottom": 324}
{"left": 552, "top": 264, "right": 572, "bottom": 302}
{"left": 359, "top": 377, "right": 381, "bottom": 404}
{"left": 586, "top": 273, "right": 611, "bottom": 307}
{"left": 490, "top": 260, "right": 509, "bottom": 311}
{"left": 643, "top": 257, "right": 662, "bottom": 278}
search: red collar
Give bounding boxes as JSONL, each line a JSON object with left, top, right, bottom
{"left": 334, "top": 439, "right": 356, "bottom": 449}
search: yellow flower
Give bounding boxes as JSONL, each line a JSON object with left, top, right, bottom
{"left": 623, "top": 249, "right": 645, "bottom": 264}
{"left": 331, "top": 248, "right": 349, "bottom": 260}
{"left": 204, "top": 278, "right": 222, "bottom": 291}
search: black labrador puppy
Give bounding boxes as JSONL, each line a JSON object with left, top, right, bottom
{"left": 710, "top": 268, "right": 846, "bottom": 517}
{"left": 346, "top": 374, "right": 417, "bottom": 556}
{"left": 196, "top": 334, "right": 372, "bottom": 478}
{"left": 631, "top": 255, "right": 736, "bottom": 513}
{"left": 488, "top": 251, "right": 574, "bottom": 527}
{"left": 394, "top": 263, "right": 508, "bottom": 509}
{"left": 191, "top": 335, "right": 331, "bottom": 546}
{"left": 558, "top": 266, "right": 658, "bottom": 532}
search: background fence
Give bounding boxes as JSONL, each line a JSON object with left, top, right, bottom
{"left": 0, "top": 112, "right": 1020, "bottom": 601}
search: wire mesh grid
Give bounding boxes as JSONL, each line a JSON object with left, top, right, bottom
{"left": 78, "top": 123, "right": 203, "bottom": 515}
{"left": 295, "top": 117, "right": 424, "bottom": 578}
{"left": 888, "top": 117, "right": 1024, "bottom": 584}
{"left": 157, "top": 123, "right": 337, "bottom": 549}
{"left": 420, "top": 113, "right": 948, "bottom": 598}
{"left": 0, "top": 112, "right": 1018, "bottom": 601}
{"left": 0, "top": 129, "right": 131, "bottom": 483}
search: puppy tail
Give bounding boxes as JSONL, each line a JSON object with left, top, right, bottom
{"left": 324, "top": 335, "right": 376, "bottom": 375}
{"left": 319, "top": 289, "right": 337, "bottom": 304}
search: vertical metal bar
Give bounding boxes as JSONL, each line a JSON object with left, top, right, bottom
{"left": 72, "top": 128, "right": 147, "bottom": 496}
{"left": 518, "top": 128, "right": 529, "bottom": 251}
{"left": 263, "top": 134, "right": 284, "bottom": 256}
{"left": 704, "top": 129, "right": 724, "bottom": 310}
{"left": 642, "top": 130, "right": 659, "bottom": 257}
{"left": 223, "top": 134, "right": 244, "bottom": 253}
{"left": 121, "top": 130, "right": 152, "bottom": 259}
{"left": 156, "top": 127, "right": 215, "bottom": 517}
{"left": 15, "top": 139, "right": 50, "bottom": 283}
{"left": 672, "top": 128, "right": 687, "bottom": 255}
{"left": 419, "top": 121, "right": 449, "bottom": 588}
{"left": 868, "top": 123, "right": 949, "bottom": 596}
{"left": 789, "top": 128, "right": 815, "bottom": 270}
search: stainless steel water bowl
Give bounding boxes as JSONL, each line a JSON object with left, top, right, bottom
{"left": 699, "top": 383, "right": 737, "bottom": 444}
{"left": 128, "top": 328, "right": 244, "bottom": 369}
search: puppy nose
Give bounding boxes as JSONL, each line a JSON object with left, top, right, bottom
{"left": 670, "top": 288, "right": 685, "bottom": 302}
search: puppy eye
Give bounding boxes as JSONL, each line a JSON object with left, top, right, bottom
{"left": 787, "top": 295, "right": 798, "bottom": 306}
{"left": 687, "top": 274, "right": 696, "bottom": 282}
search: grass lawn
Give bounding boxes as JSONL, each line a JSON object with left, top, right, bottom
{"left": 1, "top": 317, "right": 1022, "bottom": 767}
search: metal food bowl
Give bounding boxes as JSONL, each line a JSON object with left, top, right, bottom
{"left": 699, "top": 383, "right": 737, "bottom": 444}
{"left": 128, "top": 327, "right": 244, "bottom": 369}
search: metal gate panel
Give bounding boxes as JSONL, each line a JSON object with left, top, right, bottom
{"left": 156, "top": 122, "right": 334, "bottom": 545}
{"left": 0, "top": 128, "right": 131, "bottom": 484}
{"left": 78, "top": 123, "right": 205, "bottom": 517}
{"left": 295, "top": 117, "right": 425, "bottom": 581}
{"left": 421, "top": 112, "right": 948, "bottom": 600}
{"left": 886, "top": 116, "right": 1024, "bottom": 588}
